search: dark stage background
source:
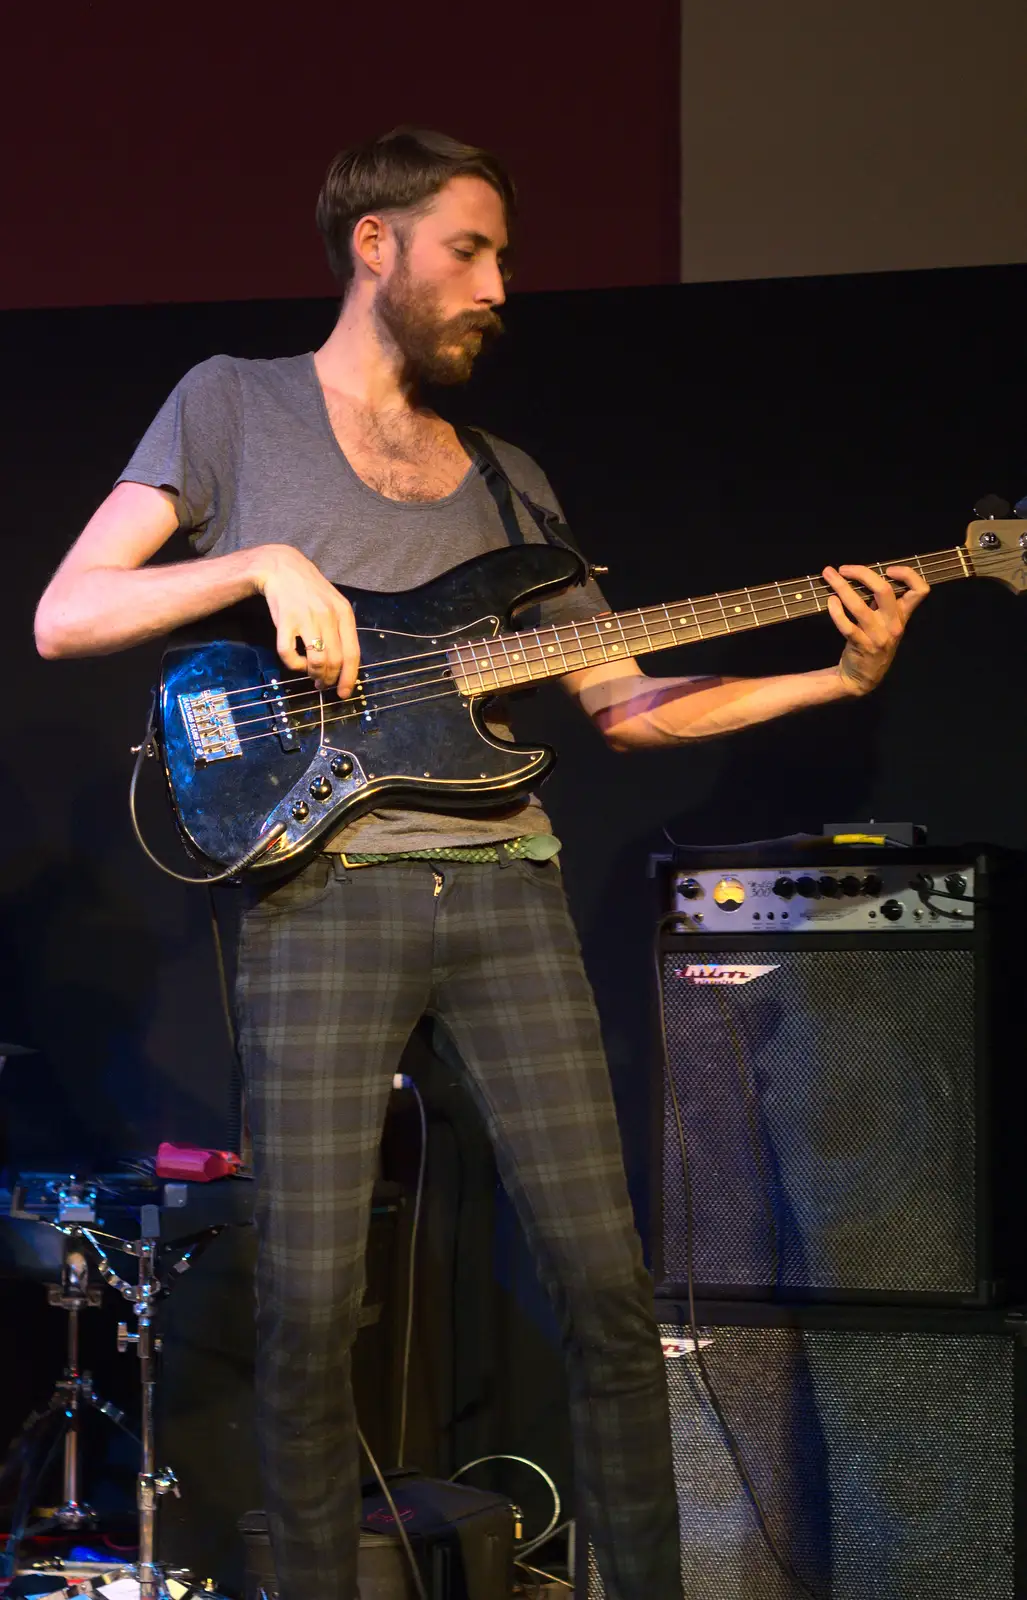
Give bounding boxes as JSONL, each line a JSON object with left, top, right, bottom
{"left": 0, "top": 263, "right": 1025, "bottom": 1569}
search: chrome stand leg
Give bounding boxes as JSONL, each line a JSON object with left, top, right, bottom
{"left": 116, "top": 1210, "right": 179, "bottom": 1600}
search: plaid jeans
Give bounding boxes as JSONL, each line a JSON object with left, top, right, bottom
{"left": 234, "top": 852, "right": 680, "bottom": 1600}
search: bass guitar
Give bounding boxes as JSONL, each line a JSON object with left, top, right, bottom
{"left": 145, "top": 516, "right": 1027, "bottom": 876}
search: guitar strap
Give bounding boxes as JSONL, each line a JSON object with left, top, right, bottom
{"left": 456, "top": 425, "right": 588, "bottom": 582}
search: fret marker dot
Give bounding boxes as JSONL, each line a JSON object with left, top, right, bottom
{"left": 604, "top": 621, "right": 613, "bottom": 629}
{"left": 679, "top": 617, "right": 686, "bottom": 624}
{"left": 734, "top": 606, "right": 742, "bottom": 614}
{"left": 547, "top": 646, "right": 555, "bottom": 653}
{"left": 612, "top": 644, "right": 620, "bottom": 653}
{"left": 795, "top": 593, "right": 803, "bottom": 601}
{"left": 513, "top": 654, "right": 521, "bottom": 662}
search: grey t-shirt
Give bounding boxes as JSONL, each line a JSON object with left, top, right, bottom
{"left": 117, "top": 351, "right": 609, "bottom": 853}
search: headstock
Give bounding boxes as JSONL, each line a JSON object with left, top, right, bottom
{"left": 964, "top": 517, "right": 1027, "bottom": 593}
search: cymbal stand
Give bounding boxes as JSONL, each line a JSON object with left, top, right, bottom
{"left": 82, "top": 1202, "right": 181, "bottom": 1600}
{"left": 0, "top": 1240, "right": 139, "bottom": 1569}
{"left": 6, "top": 1180, "right": 225, "bottom": 1600}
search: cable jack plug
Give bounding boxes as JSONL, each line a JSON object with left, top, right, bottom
{"left": 392, "top": 1073, "right": 413, "bottom": 1091}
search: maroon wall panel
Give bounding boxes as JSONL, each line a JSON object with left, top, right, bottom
{"left": 4, "top": 2, "right": 680, "bottom": 310}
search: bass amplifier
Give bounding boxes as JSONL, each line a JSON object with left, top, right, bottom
{"left": 581, "top": 1303, "right": 1027, "bottom": 1599}
{"left": 653, "top": 847, "right": 1026, "bottom": 1304}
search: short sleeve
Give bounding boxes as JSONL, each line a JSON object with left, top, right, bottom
{"left": 115, "top": 354, "right": 241, "bottom": 554}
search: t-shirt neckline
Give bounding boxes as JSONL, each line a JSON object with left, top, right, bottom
{"left": 304, "top": 351, "right": 481, "bottom": 511}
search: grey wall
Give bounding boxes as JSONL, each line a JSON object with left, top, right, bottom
{"left": 680, "top": 0, "right": 1027, "bottom": 282}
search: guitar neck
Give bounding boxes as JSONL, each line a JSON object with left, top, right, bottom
{"left": 451, "top": 546, "right": 972, "bottom": 692}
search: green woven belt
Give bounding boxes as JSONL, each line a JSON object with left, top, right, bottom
{"left": 338, "top": 834, "right": 561, "bottom": 866}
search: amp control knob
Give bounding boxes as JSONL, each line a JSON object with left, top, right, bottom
{"left": 330, "top": 755, "right": 354, "bottom": 779}
{"left": 818, "top": 876, "right": 840, "bottom": 898}
{"left": 676, "top": 877, "right": 703, "bottom": 901}
{"left": 309, "top": 775, "right": 332, "bottom": 802}
{"left": 839, "top": 875, "right": 862, "bottom": 897}
{"left": 861, "top": 873, "right": 883, "bottom": 897}
{"left": 795, "top": 876, "right": 820, "bottom": 899}
{"left": 773, "top": 877, "right": 796, "bottom": 899}
{"left": 880, "top": 898, "right": 904, "bottom": 921}
{"left": 944, "top": 872, "right": 967, "bottom": 898}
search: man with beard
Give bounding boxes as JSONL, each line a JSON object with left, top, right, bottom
{"left": 34, "top": 128, "right": 928, "bottom": 1600}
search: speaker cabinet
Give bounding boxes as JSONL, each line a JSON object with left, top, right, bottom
{"left": 655, "top": 851, "right": 1027, "bottom": 1303}
{"left": 582, "top": 1304, "right": 1027, "bottom": 1600}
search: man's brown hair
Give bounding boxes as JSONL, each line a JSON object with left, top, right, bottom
{"left": 316, "top": 126, "right": 516, "bottom": 295}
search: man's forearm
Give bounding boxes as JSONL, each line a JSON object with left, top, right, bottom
{"left": 35, "top": 548, "right": 262, "bottom": 658}
{"left": 597, "top": 665, "right": 857, "bottom": 749}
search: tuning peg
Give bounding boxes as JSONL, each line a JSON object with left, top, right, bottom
{"left": 974, "top": 493, "right": 1011, "bottom": 519}
{"left": 1014, "top": 495, "right": 1027, "bottom": 518}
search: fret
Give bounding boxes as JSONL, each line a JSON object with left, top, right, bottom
{"left": 512, "top": 635, "right": 533, "bottom": 683}
{"left": 497, "top": 633, "right": 518, "bottom": 688}
{"left": 809, "top": 577, "right": 823, "bottom": 613}
{"left": 510, "top": 637, "right": 533, "bottom": 684}
{"left": 713, "top": 592, "right": 729, "bottom": 635}
{"left": 539, "top": 626, "right": 564, "bottom": 676}
{"left": 912, "top": 554, "right": 927, "bottom": 582}
{"left": 654, "top": 605, "right": 677, "bottom": 647}
{"left": 477, "top": 638, "right": 501, "bottom": 689}
{"left": 687, "top": 600, "right": 704, "bottom": 641}
{"left": 745, "top": 588, "right": 761, "bottom": 627}
{"left": 636, "top": 607, "right": 655, "bottom": 652}
{"left": 777, "top": 582, "right": 790, "bottom": 620}
{"left": 569, "top": 622, "right": 588, "bottom": 669}
{"left": 523, "top": 628, "right": 543, "bottom": 682}
{"left": 450, "top": 642, "right": 468, "bottom": 691}
{"left": 458, "top": 642, "right": 485, "bottom": 694}
{"left": 512, "top": 634, "right": 536, "bottom": 684}
{"left": 554, "top": 627, "right": 570, "bottom": 673}
{"left": 599, "top": 613, "right": 630, "bottom": 658}
{"left": 591, "top": 616, "right": 613, "bottom": 663}
{"left": 721, "top": 589, "right": 758, "bottom": 630}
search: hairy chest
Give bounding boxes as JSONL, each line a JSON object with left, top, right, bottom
{"left": 323, "top": 394, "right": 471, "bottom": 503}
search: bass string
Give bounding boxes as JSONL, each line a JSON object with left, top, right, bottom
{"left": 182, "top": 544, "right": 998, "bottom": 732}
{"left": 221, "top": 549, "right": 977, "bottom": 732}
{"left": 214, "top": 547, "right": 972, "bottom": 704}
{"left": 232, "top": 685, "right": 462, "bottom": 748}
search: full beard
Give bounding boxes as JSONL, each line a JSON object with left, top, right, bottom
{"left": 375, "top": 258, "right": 504, "bottom": 387}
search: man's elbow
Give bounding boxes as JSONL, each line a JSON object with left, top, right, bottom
{"left": 34, "top": 601, "right": 63, "bottom": 659}
{"left": 34, "top": 591, "right": 77, "bottom": 659}
{"left": 592, "top": 706, "right": 657, "bottom": 752}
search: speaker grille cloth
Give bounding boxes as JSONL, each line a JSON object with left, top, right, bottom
{"left": 586, "top": 1322, "right": 1015, "bottom": 1598}
{"left": 660, "top": 946, "right": 976, "bottom": 1295}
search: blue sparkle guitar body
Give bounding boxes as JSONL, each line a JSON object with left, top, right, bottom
{"left": 157, "top": 543, "right": 584, "bottom": 871}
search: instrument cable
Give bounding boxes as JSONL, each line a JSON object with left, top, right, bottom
{"left": 357, "top": 1423, "right": 428, "bottom": 1600}
{"left": 654, "top": 909, "right": 825, "bottom": 1600}
{"left": 392, "top": 1074, "right": 428, "bottom": 1469}
{"left": 129, "top": 710, "right": 286, "bottom": 885}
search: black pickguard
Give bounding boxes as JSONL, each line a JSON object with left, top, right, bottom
{"left": 156, "top": 543, "right": 585, "bottom": 871}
